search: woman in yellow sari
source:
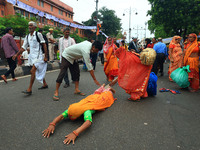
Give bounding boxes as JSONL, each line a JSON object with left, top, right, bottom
{"left": 184, "top": 33, "right": 200, "bottom": 92}
{"left": 103, "top": 37, "right": 118, "bottom": 81}
{"left": 168, "top": 36, "right": 183, "bottom": 81}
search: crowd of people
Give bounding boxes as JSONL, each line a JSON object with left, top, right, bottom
{"left": 0, "top": 21, "right": 200, "bottom": 144}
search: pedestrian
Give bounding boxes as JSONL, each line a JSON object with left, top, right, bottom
{"left": 53, "top": 40, "right": 102, "bottom": 101}
{"left": 20, "top": 48, "right": 30, "bottom": 66}
{"left": 46, "top": 28, "right": 56, "bottom": 63}
{"left": 152, "top": 37, "right": 168, "bottom": 76}
{"left": 120, "top": 40, "right": 128, "bottom": 51}
{"left": 16, "top": 21, "right": 48, "bottom": 95}
{"left": 144, "top": 38, "right": 151, "bottom": 49}
{"left": 1, "top": 27, "right": 19, "bottom": 83}
{"left": 183, "top": 33, "right": 200, "bottom": 92}
{"left": 147, "top": 37, "right": 157, "bottom": 48}
{"left": 128, "top": 37, "right": 140, "bottom": 53}
{"left": 89, "top": 40, "right": 98, "bottom": 70}
{"left": 103, "top": 37, "right": 118, "bottom": 82}
{"left": 59, "top": 27, "right": 76, "bottom": 88}
{"left": 110, "top": 47, "right": 153, "bottom": 101}
{"left": 38, "top": 28, "right": 49, "bottom": 60}
{"left": 113, "top": 37, "right": 119, "bottom": 48}
{"left": 98, "top": 41, "right": 105, "bottom": 66}
{"left": 43, "top": 84, "right": 116, "bottom": 145}
{"left": 168, "top": 36, "right": 183, "bottom": 81}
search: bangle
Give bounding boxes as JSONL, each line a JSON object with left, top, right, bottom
{"left": 49, "top": 122, "right": 56, "bottom": 126}
{"left": 73, "top": 130, "right": 79, "bottom": 137}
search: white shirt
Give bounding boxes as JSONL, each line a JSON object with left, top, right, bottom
{"left": 22, "top": 31, "right": 45, "bottom": 66}
{"left": 21, "top": 50, "right": 29, "bottom": 66}
{"left": 58, "top": 36, "right": 76, "bottom": 63}
{"left": 62, "top": 41, "right": 93, "bottom": 71}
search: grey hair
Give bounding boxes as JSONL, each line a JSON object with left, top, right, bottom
{"left": 63, "top": 27, "right": 71, "bottom": 32}
{"left": 28, "top": 21, "right": 37, "bottom": 27}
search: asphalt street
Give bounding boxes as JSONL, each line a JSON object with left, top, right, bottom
{"left": 0, "top": 62, "right": 200, "bottom": 150}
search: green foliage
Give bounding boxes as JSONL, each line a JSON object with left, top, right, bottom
{"left": 70, "top": 32, "right": 87, "bottom": 43}
{"left": 83, "top": 6, "right": 121, "bottom": 39}
{"left": 147, "top": 0, "right": 200, "bottom": 38}
{"left": 0, "top": 14, "right": 29, "bottom": 37}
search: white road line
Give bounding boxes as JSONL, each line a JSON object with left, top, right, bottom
{"left": 0, "top": 69, "right": 59, "bottom": 83}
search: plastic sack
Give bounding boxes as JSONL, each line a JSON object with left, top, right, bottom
{"left": 140, "top": 48, "right": 156, "bottom": 65}
{"left": 147, "top": 72, "right": 158, "bottom": 96}
{"left": 170, "top": 65, "right": 191, "bottom": 88}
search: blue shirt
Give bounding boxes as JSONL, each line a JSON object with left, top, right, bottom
{"left": 153, "top": 42, "right": 168, "bottom": 56}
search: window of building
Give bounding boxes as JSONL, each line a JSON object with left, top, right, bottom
{"left": 59, "top": 10, "right": 63, "bottom": 15}
{"left": 51, "top": 5, "right": 53, "bottom": 11}
{"left": 42, "top": 17, "right": 45, "bottom": 23}
{"left": 37, "top": 0, "right": 40, "bottom": 6}
{"left": 30, "top": 13, "right": 35, "bottom": 18}
{"left": 20, "top": 9, "right": 24, "bottom": 16}
{"left": 25, "top": 11, "right": 29, "bottom": 18}
{"left": 1, "top": 10, "right": 4, "bottom": 16}
{"left": 54, "top": 21, "right": 56, "bottom": 26}
{"left": 65, "top": 12, "right": 67, "bottom": 16}
{"left": 41, "top": 1, "right": 44, "bottom": 7}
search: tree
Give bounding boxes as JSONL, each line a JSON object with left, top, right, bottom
{"left": 83, "top": 7, "right": 121, "bottom": 40}
{"left": 147, "top": 0, "right": 200, "bottom": 38}
{"left": 0, "top": 14, "right": 29, "bottom": 37}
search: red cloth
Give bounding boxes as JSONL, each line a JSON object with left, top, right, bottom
{"left": 115, "top": 47, "right": 152, "bottom": 100}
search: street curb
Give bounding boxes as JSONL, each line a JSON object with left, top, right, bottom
{"left": 0, "top": 61, "right": 61, "bottom": 80}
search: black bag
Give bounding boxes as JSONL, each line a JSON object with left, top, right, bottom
{"left": 27, "top": 31, "right": 45, "bottom": 53}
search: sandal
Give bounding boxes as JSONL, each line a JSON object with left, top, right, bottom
{"left": 53, "top": 95, "right": 59, "bottom": 101}
{"left": 38, "top": 85, "right": 48, "bottom": 90}
{"left": 12, "top": 78, "right": 18, "bottom": 81}
{"left": 74, "top": 92, "right": 86, "bottom": 96}
{"left": 1, "top": 75, "right": 7, "bottom": 83}
{"left": 22, "top": 90, "right": 32, "bottom": 95}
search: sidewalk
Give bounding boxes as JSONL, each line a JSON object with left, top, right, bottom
{"left": 0, "top": 60, "right": 61, "bottom": 80}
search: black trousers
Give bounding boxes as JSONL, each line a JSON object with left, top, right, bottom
{"left": 56, "top": 57, "right": 80, "bottom": 83}
{"left": 90, "top": 53, "right": 98, "bottom": 70}
{"left": 99, "top": 53, "right": 104, "bottom": 64}
{"left": 152, "top": 53, "right": 165, "bottom": 75}
{"left": 4, "top": 57, "right": 17, "bottom": 78}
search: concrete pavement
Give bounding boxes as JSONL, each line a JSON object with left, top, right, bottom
{"left": 0, "top": 62, "right": 200, "bottom": 150}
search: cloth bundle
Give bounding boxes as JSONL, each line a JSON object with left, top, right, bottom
{"left": 170, "top": 65, "right": 191, "bottom": 88}
{"left": 140, "top": 48, "right": 156, "bottom": 65}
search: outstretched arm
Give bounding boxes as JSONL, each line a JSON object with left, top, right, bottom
{"left": 42, "top": 114, "right": 64, "bottom": 138}
{"left": 63, "top": 110, "right": 94, "bottom": 145}
{"left": 89, "top": 70, "right": 101, "bottom": 86}
{"left": 63, "top": 120, "right": 92, "bottom": 145}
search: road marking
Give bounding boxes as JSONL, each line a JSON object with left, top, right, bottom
{"left": 0, "top": 69, "right": 59, "bottom": 83}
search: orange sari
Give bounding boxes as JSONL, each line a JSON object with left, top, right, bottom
{"left": 115, "top": 47, "right": 152, "bottom": 101}
{"left": 68, "top": 91, "right": 115, "bottom": 120}
{"left": 104, "top": 42, "right": 118, "bottom": 81}
{"left": 168, "top": 36, "right": 183, "bottom": 81}
{"left": 184, "top": 34, "right": 199, "bottom": 90}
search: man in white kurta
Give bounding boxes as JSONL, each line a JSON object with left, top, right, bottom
{"left": 20, "top": 21, "right": 48, "bottom": 95}
{"left": 53, "top": 40, "right": 102, "bottom": 100}
{"left": 58, "top": 27, "right": 76, "bottom": 88}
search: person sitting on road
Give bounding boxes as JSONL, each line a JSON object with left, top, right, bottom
{"left": 42, "top": 84, "right": 116, "bottom": 145}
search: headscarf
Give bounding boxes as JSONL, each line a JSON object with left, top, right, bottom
{"left": 170, "top": 35, "right": 182, "bottom": 46}
{"left": 103, "top": 37, "right": 115, "bottom": 54}
{"left": 184, "top": 33, "right": 198, "bottom": 65}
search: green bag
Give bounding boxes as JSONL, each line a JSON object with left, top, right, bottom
{"left": 170, "top": 65, "right": 191, "bottom": 88}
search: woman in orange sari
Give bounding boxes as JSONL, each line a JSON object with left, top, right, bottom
{"left": 168, "top": 36, "right": 183, "bottom": 81}
{"left": 184, "top": 33, "right": 200, "bottom": 92}
{"left": 114, "top": 47, "right": 152, "bottom": 101}
{"left": 103, "top": 37, "right": 118, "bottom": 81}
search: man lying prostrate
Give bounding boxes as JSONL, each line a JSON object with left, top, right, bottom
{"left": 42, "top": 84, "right": 116, "bottom": 145}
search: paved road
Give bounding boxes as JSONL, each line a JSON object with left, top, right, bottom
{"left": 0, "top": 62, "right": 200, "bottom": 150}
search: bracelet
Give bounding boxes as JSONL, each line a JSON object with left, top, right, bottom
{"left": 49, "top": 122, "right": 56, "bottom": 126}
{"left": 73, "top": 130, "right": 79, "bottom": 137}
